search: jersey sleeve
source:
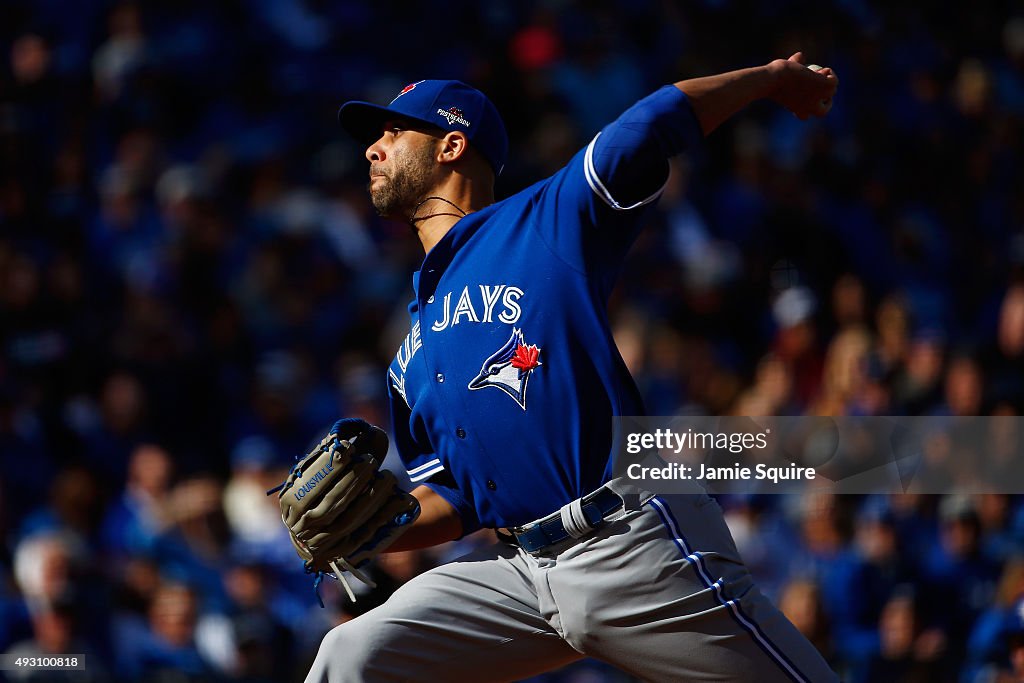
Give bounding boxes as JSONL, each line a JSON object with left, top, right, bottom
{"left": 586, "top": 85, "right": 703, "bottom": 209}
{"left": 528, "top": 85, "right": 703, "bottom": 276}
{"left": 387, "top": 379, "right": 482, "bottom": 538}
{"left": 422, "top": 477, "right": 481, "bottom": 538}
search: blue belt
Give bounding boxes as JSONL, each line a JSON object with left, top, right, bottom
{"left": 508, "top": 487, "right": 623, "bottom": 554}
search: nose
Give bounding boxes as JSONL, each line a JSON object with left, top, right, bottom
{"left": 365, "top": 135, "right": 387, "bottom": 163}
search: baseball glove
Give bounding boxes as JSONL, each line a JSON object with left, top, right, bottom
{"left": 270, "top": 418, "right": 420, "bottom": 603}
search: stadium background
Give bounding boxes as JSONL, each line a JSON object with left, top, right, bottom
{"left": 1, "top": 0, "right": 1023, "bottom": 681}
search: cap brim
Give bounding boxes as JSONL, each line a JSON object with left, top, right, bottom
{"left": 337, "top": 101, "right": 437, "bottom": 145}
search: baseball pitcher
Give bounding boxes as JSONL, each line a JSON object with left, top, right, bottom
{"left": 291, "top": 53, "right": 839, "bottom": 682}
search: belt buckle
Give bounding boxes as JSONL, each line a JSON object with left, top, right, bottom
{"left": 511, "top": 520, "right": 551, "bottom": 553}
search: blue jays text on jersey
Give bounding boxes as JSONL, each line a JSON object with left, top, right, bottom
{"left": 428, "top": 285, "right": 525, "bottom": 331}
{"left": 386, "top": 85, "right": 704, "bottom": 535}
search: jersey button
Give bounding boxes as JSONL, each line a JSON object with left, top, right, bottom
{"left": 486, "top": 479, "right": 497, "bottom": 491}
{"left": 455, "top": 427, "right": 466, "bottom": 439}
{"left": 427, "top": 295, "right": 435, "bottom": 304}
{"left": 436, "top": 373, "right": 445, "bottom": 383}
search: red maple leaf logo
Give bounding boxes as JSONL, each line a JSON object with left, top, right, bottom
{"left": 448, "top": 106, "right": 464, "bottom": 117}
{"left": 510, "top": 344, "right": 541, "bottom": 372}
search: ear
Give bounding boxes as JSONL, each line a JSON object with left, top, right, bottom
{"left": 436, "top": 131, "right": 469, "bottom": 166}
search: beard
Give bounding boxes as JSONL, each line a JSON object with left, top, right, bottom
{"left": 368, "top": 144, "right": 436, "bottom": 219}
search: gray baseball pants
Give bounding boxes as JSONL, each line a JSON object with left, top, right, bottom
{"left": 306, "top": 481, "right": 838, "bottom": 682}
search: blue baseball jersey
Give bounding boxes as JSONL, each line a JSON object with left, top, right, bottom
{"left": 386, "top": 85, "right": 703, "bottom": 534}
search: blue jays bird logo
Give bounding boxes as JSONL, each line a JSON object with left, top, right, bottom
{"left": 468, "top": 328, "right": 541, "bottom": 410}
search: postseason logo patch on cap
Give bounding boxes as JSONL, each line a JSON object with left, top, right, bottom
{"left": 438, "top": 106, "right": 471, "bottom": 127}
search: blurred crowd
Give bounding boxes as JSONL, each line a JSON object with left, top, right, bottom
{"left": 1, "top": 0, "right": 1023, "bottom": 681}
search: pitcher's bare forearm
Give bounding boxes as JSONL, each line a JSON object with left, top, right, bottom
{"left": 383, "top": 485, "right": 463, "bottom": 552}
{"left": 676, "top": 53, "right": 838, "bottom": 135}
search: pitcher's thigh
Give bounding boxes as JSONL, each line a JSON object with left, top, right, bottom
{"left": 556, "top": 495, "right": 837, "bottom": 682}
{"left": 594, "top": 581, "right": 836, "bottom": 683}
{"left": 306, "top": 545, "right": 582, "bottom": 683}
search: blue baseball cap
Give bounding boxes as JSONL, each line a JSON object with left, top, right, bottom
{"left": 338, "top": 80, "right": 508, "bottom": 175}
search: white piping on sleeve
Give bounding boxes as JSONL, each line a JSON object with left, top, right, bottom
{"left": 583, "top": 132, "right": 668, "bottom": 211}
{"left": 407, "top": 458, "right": 444, "bottom": 482}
